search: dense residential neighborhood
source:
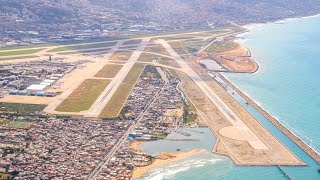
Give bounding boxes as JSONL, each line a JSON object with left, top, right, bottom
{"left": 0, "top": 65, "right": 195, "bottom": 179}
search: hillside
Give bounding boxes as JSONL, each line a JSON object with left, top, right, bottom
{"left": 1, "top": 0, "right": 320, "bottom": 46}
{"left": 2, "top": 0, "right": 320, "bottom": 26}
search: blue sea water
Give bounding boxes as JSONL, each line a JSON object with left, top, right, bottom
{"left": 139, "top": 16, "right": 320, "bottom": 180}
{"left": 227, "top": 16, "right": 320, "bottom": 153}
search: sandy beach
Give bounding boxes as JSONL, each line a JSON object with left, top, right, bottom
{"left": 129, "top": 141, "right": 144, "bottom": 153}
{"left": 131, "top": 147, "right": 205, "bottom": 180}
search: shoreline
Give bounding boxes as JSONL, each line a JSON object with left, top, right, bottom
{"left": 131, "top": 147, "right": 205, "bottom": 179}
{"left": 208, "top": 43, "right": 259, "bottom": 74}
{"left": 242, "top": 13, "right": 320, "bottom": 31}
{"left": 216, "top": 73, "right": 320, "bottom": 164}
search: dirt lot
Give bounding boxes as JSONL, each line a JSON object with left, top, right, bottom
{"left": 0, "top": 95, "right": 55, "bottom": 105}
{"left": 109, "top": 51, "right": 133, "bottom": 61}
{"left": 211, "top": 44, "right": 258, "bottom": 73}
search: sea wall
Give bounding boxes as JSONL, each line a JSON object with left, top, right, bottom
{"left": 217, "top": 73, "right": 320, "bottom": 164}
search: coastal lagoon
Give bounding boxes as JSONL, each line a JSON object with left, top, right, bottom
{"left": 138, "top": 15, "right": 320, "bottom": 180}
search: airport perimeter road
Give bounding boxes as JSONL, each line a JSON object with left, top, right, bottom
{"left": 85, "top": 38, "right": 151, "bottom": 117}
{"left": 157, "top": 39, "right": 268, "bottom": 150}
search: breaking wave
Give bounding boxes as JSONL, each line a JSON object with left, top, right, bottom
{"left": 141, "top": 157, "right": 222, "bottom": 180}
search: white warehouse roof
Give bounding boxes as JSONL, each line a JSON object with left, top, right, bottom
{"left": 40, "top": 82, "right": 51, "bottom": 86}
{"left": 26, "top": 84, "right": 48, "bottom": 91}
{"left": 44, "top": 79, "right": 55, "bottom": 83}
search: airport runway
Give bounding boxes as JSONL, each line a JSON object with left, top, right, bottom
{"left": 85, "top": 37, "right": 151, "bottom": 117}
{"left": 43, "top": 41, "right": 126, "bottom": 115}
{"left": 157, "top": 39, "right": 268, "bottom": 150}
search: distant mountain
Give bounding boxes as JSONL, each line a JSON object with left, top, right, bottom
{"left": 91, "top": 0, "right": 320, "bottom": 25}
{"left": 1, "top": 0, "right": 320, "bottom": 26}
{"left": 1, "top": 0, "right": 320, "bottom": 44}
{"left": 0, "top": 0, "right": 91, "bottom": 22}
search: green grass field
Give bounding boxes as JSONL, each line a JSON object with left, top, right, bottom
{"left": 137, "top": 53, "right": 163, "bottom": 62}
{"left": 169, "top": 42, "right": 189, "bottom": 55}
{"left": 56, "top": 79, "right": 110, "bottom": 112}
{"left": 184, "top": 41, "right": 207, "bottom": 53}
{"left": 144, "top": 44, "right": 170, "bottom": 56}
{"left": 168, "top": 69, "right": 180, "bottom": 78}
{"left": 137, "top": 53, "right": 181, "bottom": 68}
{"left": 0, "top": 49, "right": 44, "bottom": 57}
{"left": 48, "top": 41, "right": 117, "bottom": 52}
{"left": 0, "top": 102, "right": 46, "bottom": 114}
{"left": 95, "top": 64, "right": 123, "bottom": 78}
{"left": 206, "top": 41, "right": 239, "bottom": 53}
{"left": 0, "top": 55, "right": 39, "bottom": 61}
{"left": 99, "top": 63, "right": 145, "bottom": 119}
{"left": 8, "top": 121, "right": 30, "bottom": 129}
{"left": 158, "top": 57, "right": 181, "bottom": 68}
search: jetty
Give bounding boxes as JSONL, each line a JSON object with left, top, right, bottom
{"left": 217, "top": 73, "right": 320, "bottom": 164}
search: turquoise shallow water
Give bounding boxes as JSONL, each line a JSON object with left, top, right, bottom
{"left": 139, "top": 16, "right": 320, "bottom": 180}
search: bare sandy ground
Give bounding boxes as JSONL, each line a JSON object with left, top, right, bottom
{"left": 47, "top": 56, "right": 105, "bottom": 94}
{"left": 129, "top": 141, "right": 145, "bottom": 153}
{"left": 131, "top": 149, "right": 204, "bottom": 179}
{"left": 223, "top": 45, "right": 250, "bottom": 57}
{"left": 43, "top": 54, "right": 115, "bottom": 115}
{"left": 212, "top": 44, "right": 258, "bottom": 73}
{"left": 164, "top": 109, "right": 183, "bottom": 117}
{"left": 0, "top": 95, "right": 55, "bottom": 105}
